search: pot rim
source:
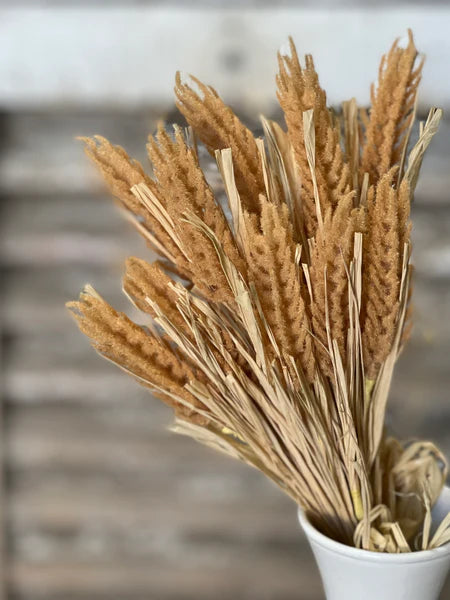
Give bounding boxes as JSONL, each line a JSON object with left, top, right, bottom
{"left": 298, "top": 486, "right": 450, "bottom": 564}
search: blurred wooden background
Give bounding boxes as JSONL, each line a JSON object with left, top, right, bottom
{"left": 1, "top": 3, "right": 450, "bottom": 599}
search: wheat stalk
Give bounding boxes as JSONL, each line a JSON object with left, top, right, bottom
{"left": 68, "top": 31, "right": 448, "bottom": 552}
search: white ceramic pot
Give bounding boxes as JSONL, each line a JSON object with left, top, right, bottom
{"left": 298, "top": 487, "right": 450, "bottom": 600}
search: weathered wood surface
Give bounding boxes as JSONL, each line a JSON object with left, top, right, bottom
{"left": 1, "top": 110, "right": 449, "bottom": 599}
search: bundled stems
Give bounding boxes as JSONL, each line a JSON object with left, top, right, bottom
{"left": 68, "top": 30, "right": 449, "bottom": 552}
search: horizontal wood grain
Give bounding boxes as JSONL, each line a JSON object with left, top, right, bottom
{"left": 1, "top": 103, "right": 449, "bottom": 599}
{"left": 5, "top": 557, "right": 323, "bottom": 600}
{"left": 1, "top": 114, "right": 449, "bottom": 202}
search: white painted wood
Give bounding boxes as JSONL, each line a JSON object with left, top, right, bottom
{"left": 1, "top": 6, "right": 450, "bottom": 111}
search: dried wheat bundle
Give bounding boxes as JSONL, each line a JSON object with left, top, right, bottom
{"left": 68, "top": 30, "right": 450, "bottom": 552}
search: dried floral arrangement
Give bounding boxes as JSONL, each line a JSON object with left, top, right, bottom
{"left": 68, "top": 30, "right": 450, "bottom": 553}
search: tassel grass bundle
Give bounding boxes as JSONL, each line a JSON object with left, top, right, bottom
{"left": 68, "top": 31, "right": 450, "bottom": 552}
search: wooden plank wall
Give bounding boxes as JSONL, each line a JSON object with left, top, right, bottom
{"left": 1, "top": 4, "right": 450, "bottom": 599}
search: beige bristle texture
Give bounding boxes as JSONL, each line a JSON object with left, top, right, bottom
{"left": 174, "top": 72, "right": 265, "bottom": 215}
{"left": 362, "top": 169, "right": 403, "bottom": 378}
{"left": 123, "top": 257, "right": 187, "bottom": 329}
{"left": 246, "top": 199, "right": 315, "bottom": 381}
{"left": 147, "top": 125, "right": 241, "bottom": 304}
{"left": 81, "top": 136, "right": 184, "bottom": 263}
{"left": 361, "top": 29, "right": 423, "bottom": 184}
{"left": 67, "top": 290, "right": 206, "bottom": 424}
{"left": 309, "top": 193, "right": 357, "bottom": 374}
{"left": 276, "top": 38, "right": 352, "bottom": 238}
